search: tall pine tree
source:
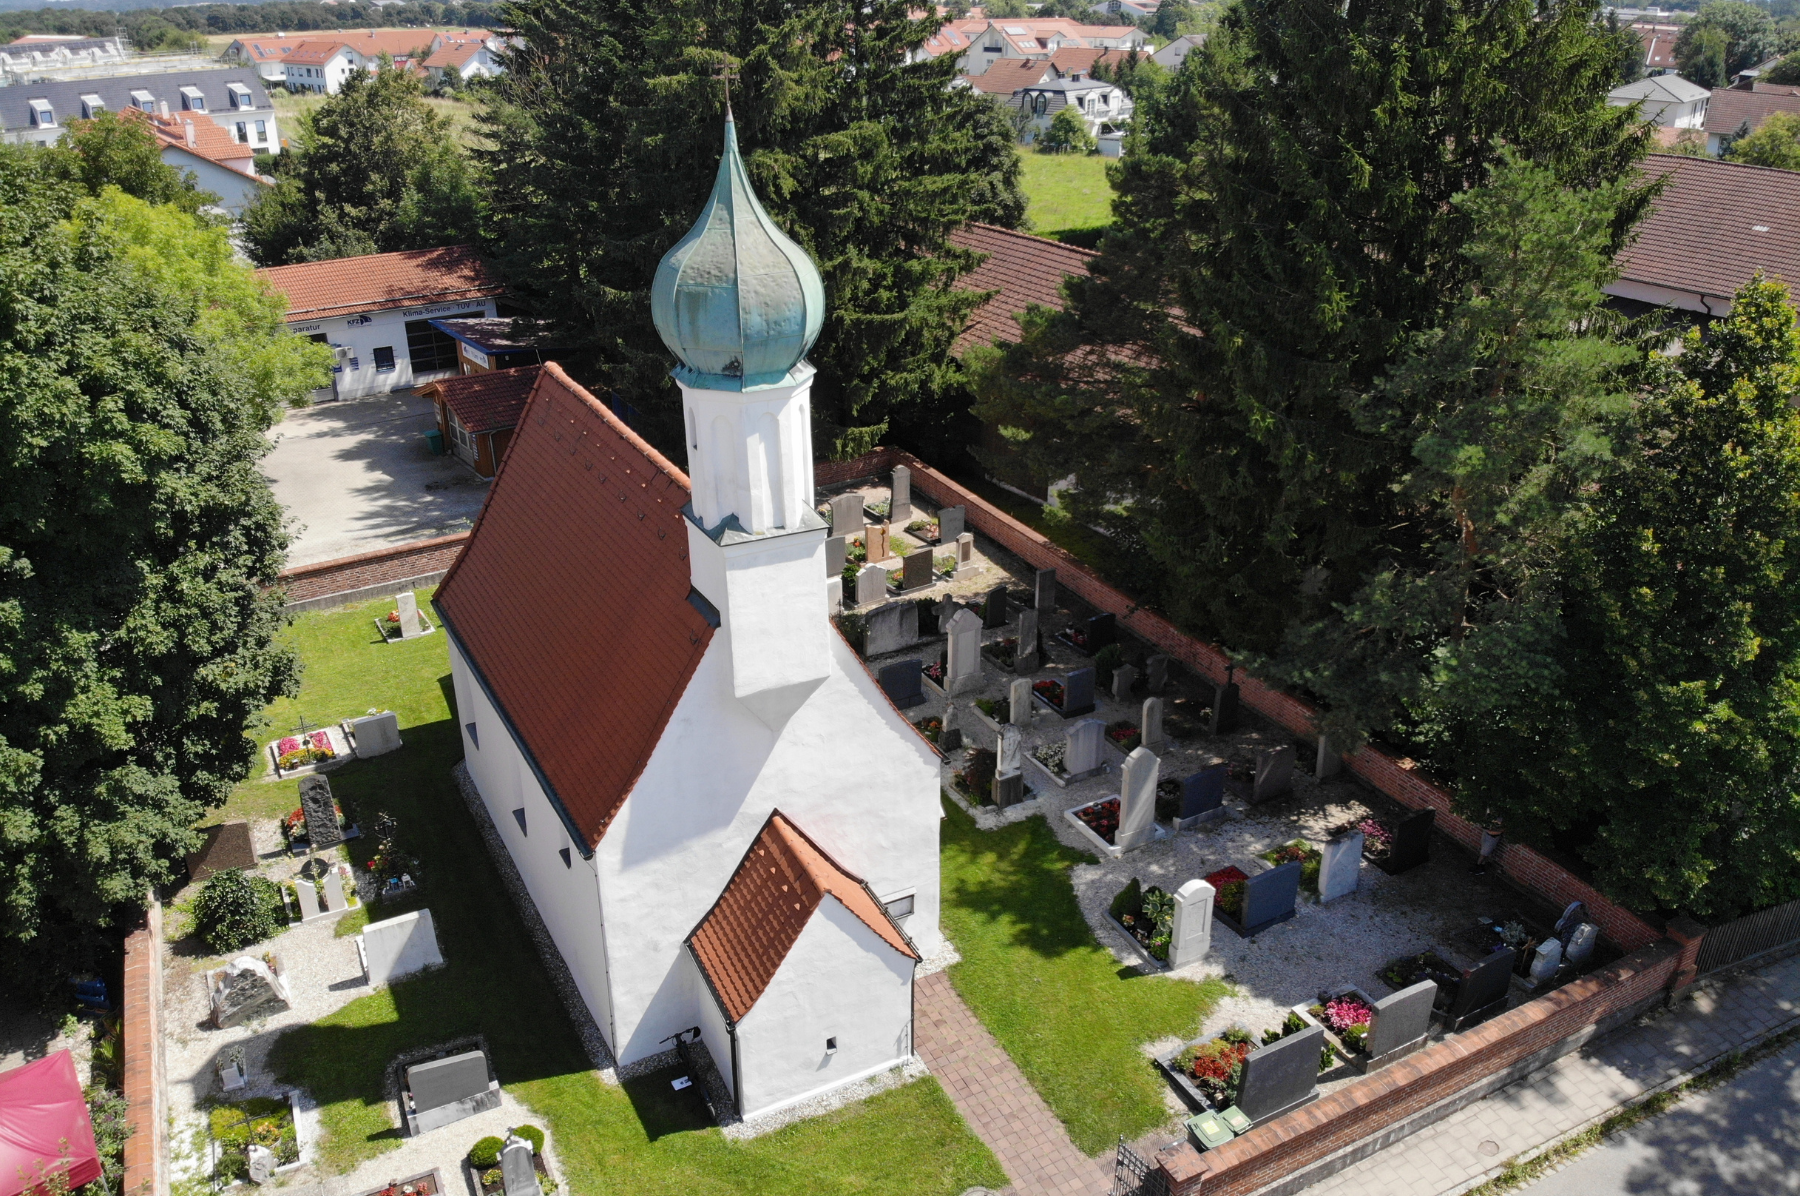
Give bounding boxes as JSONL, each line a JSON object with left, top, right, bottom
{"left": 476, "top": 0, "right": 1027, "bottom": 453}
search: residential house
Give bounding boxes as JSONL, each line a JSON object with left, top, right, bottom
{"left": 138, "top": 108, "right": 269, "bottom": 212}
{"left": 436, "top": 119, "right": 942, "bottom": 1123}
{"left": 422, "top": 39, "right": 504, "bottom": 85}
{"left": 1703, "top": 86, "right": 1800, "bottom": 155}
{"left": 1628, "top": 22, "right": 1680, "bottom": 74}
{"left": 956, "top": 57, "right": 1056, "bottom": 97}
{"left": 1015, "top": 73, "right": 1134, "bottom": 142}
{"left": 953, "top": 18, "right": 1148, "bottom": 76}
{"left": 1152, "top": 32, "right": 1206, "bottom": 70}
{"left": 1607, "top": 154, "right": 1800, "bottom": 317}
{"left": 420, "top": 363, "right": 539, "bottom": 478}
{"left": 225, "top": 29, "right": 441, "bottom": 84}
{"left": 0, "top": 68, "right": 279, "bottom": 151}
{"left": 0, "top": 34, "right": 126, "bottom": 84}
{"left": 256, "top": 246, "right": 506, "bottom": 400}
{"left": 1607, "top": 74, "right": 1710, "bottom": 127}
{"left": 282, "top": 42, "right": 363, "bottom": 94}
{"left": 1090, "top": 0, "right": 1161, "bottom": 17}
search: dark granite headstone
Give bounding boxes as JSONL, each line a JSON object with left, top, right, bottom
{"left": 186, "top": 821, "right": 257, "bottom": 881}
{"left": 937, "top": 505, "right": 965, "bottom": 544}
{"left": 1365, "top": 980, "right": 1437, "bottom": 1063}
{"left": 983, "top": 586, "right": 1010, "bottom": 629}
{"left": 1035, "top": 568, "right": 1057, "bottom": 611}
{"left": 940, "top": 726, "right": 963, "bottom": 752}
{"left": 1209, "top": 682, "right": 1240, "bottom": 735}
{"left": 298, "top": 775, "right": 343, "bottom": 851}
{"left": 1062, "top": 668, "right": 1097, "bottom": 717}
{"left": 1235, "top": 1025, "right": 1324, "bottom": 1124}
{"left": 901, "top": 549, "right": 933, "bottom": 592}
{"left": 1180, "top": 766, "right": 1227, "bottom": 818}
{"left": 1442, "top": 948, "right": 1515, "bottom": 1030}
{"left": 407, "top": 1050, "right": 491, "bottom": 1114}
{"left": 992, "top": 772, "right": 1025, "bottom": 808}
{"left": 1086, "top": 612, "right": 1116, "bottom": 651}
{"left": 1240, "top": 861, "right": 1301, "bottom": 934}
{"left": 1251, "top": 745, "right": 1295, "bottom": 804}
{"left": 878, "top": 660, "right": 925, "bottom": 709}
{"left": 1145, "top": 655, "right": 1170, "bottom": 694}
{"left": 1379, "top": 808, "right": 1435, "bottom": 875}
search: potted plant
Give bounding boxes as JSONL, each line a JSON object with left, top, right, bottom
{"left": 1258, "top": 840, "right": 1322, "bottom": 895}
{"left": 912, "top": 716, "right": 943, "bottom": 744}
{"left": 1109, "top": 878, "right": 1174, "bottom": 963}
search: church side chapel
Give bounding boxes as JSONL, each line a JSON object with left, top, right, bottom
{"left": 432, "top": 113, "right": 945, "bottom": 1123}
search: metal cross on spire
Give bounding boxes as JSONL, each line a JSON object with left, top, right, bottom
{"left": 714, "top": 60, "right": 739, "bottom": 118}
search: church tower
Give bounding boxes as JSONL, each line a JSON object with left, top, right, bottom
{"left": 652, "top": 116, "right": 832, "bottom": 730}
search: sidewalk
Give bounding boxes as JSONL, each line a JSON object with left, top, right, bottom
{"left": 914, "top": 971, "right": 1112, "bottom": 1196}
{"left": 1302, "top": 949, "right": 1800, "bottom": 1196}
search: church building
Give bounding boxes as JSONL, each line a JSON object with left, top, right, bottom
{"left": 433, "top": 116, "right": 945, "bottom": 1121}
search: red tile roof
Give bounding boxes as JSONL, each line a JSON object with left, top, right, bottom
{"left": 688, "top": 812, "right": 917, "bottom": 1024}
{"left": 433, "top": 362, "right": 713, "bottom": 850}
{"left": 1615, "top": 154, "right": 1800, "bottom": 307}
{"left": 960, "top": 58, "right": 1053, "bottom": 94}
{"left": 1704, "top": 86, "right": 1800, "bottom": 135}
{"left": 1630, "top": 23, "right": 1680, "bottom": 71}
{"left": 423, "top": 364, "right": 540, "bottom": 435}
{"left": 143, "top": 109, "right": 254, "bottom": 164}
{"left": 256, "top": 245, "right": 504, "bottom": 321}
{"left": 949, "top": 222, "right": 1097, "bottom": 353}
{"left": 424, "top": 41, "right": 487, "bottom": 69}
{"left": 284, "top": 41, "right": 354, "bottom": 66}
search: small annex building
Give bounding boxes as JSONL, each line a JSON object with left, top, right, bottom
{"left": 257, "top": 246, "right": 506, "bottom": 400}
{"left": 419, "top": 364, "right": 539, "bottom": 477}
{"left": 434, "top": 118, "right": 942, "bottom": 1122}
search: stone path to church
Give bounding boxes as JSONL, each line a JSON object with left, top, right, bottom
{"left": 914, "top": 972, "right": 1112, "bottom": 1196}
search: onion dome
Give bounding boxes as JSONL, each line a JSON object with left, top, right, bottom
{"left": 651, "top": 117, "right": 826, "bottom": 391}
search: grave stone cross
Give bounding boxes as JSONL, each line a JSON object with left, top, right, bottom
{"left": 501, "top": 1135, "right": 543, "bottom": 1196}
{"left": 945, "top": 608, "right": 983, "bottom": 694}
{"left": 878, "top": 660, "right": 925, "bottom": 709}
{"left": 1251, "top": 744, "right": 1295, "bottom": 804}
{"left": 855, "top": 563, "right": 887, "bottom": 607}
{"left": 1145, "top": 654, "right": 1169, "bottom": 694}
{"left": 1317, "top": 830, "right": 1362, "bottom": 903}
{"left": 1209, "top": 680, "right": 1241, "bottom": 735}
{"left": 1446, "top": 948, "right": 1515, "bottom": 1028}
{"left": 826, "top": 535, "right": 846, "bottom": 577}
{"left": 830, "top": 492, "right": 865, "bottom": 536}
{"left": 1008, "top": 677, "right": 1032, "bottom": 727}
{"left": 1381, "top": 808, "right": 1435, "bottom": 874}
{"left": 901, "top": 549, "right": 932, "bottom": 592}
{"left": 938, "top": 505, "right": 966, "bottom": 545}
{"left": 890, "top": 465, "right": 912, "bottom": 523}
{"left": 983, "top": 586, "right": 1010, "bottom": 629}
{"left": 395, "top": 591, "right": 425, "bottom": 638}
{"left": 1035, "top": 567, "right": 1057, "bottom": 611}
{"left": 1066, "top": 718, "right": 1106, "bottom": 776}
{"left": 1014, "top": 608, "right": 1040, "bottom": 673}
{"left": 1180, "top": 765, "right": 1227, "bottom": 820}
{"left": 1235, "top": 1025, "right": 1324, "bottom": 1124}
{"left": 298, "top": 774, "right": 344, "bottom": 851}
{"left": 1062, "top": 667, "right": 1097, "bottom": 716}
{"left": 1115, "top": 747, "right": 1160, "bottom": 850}
{"left": 1168, "top": 878, "right": 1215, "bottom": 968}
{"left": 1140, "top": 697, "right": 1167, "bottom": 756}
{"left": 1365, "top": 980, "right": 1437, "bottom": 1062}
{"left": 1239, "top": 861, "right": 1301, "bottom": 934}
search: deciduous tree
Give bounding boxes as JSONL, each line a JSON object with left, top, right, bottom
{"left": 1727, "top": 110, "right": 1800, "bottom": 170}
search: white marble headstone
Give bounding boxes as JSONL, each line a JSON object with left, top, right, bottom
{"left": 1169, "top": 878, "right": 1214, "bottom": 968}
{"left": 855, "top": 563, "right": 886, "bottom": 607}
{"left": 321, "top": 866, "right": 346, "bottom": 912}
{"left": 1318, "top": 831, "right": 1362, "bottom": 903}
{"left": 1066, "top": 718, "right": 1105, "bottom": 775}
{"left": 1115, "top": 746, "right": 1160, "bottom": 850}
{"left": 1140, "top": 697, "right": 1167, "bottom": 756}
{"left": 945, "top": 608, "right": 983, "bottom": 694}
{"left": 350, "top": 710, "right": 402, "bottom": 757}
{"left": 395, "top": 591, "right": 424, "bottom": 638}
{"left": 997, "top": 725, "right": 1020, "bottom": 777}
{"left": 359, "top": 909, "right": 445, "bottom": 986}
{"left": 1009, "top": 677, "right": 1032, "bottom": 727}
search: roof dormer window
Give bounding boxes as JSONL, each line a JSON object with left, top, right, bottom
{"left": 27, "top": 98, "right": 54, "bottom": 128}
{"left": 228, "top": 82, "right": 253, "bottom": 109}
{"left": 179, "top": 85, "right": 205, "bottom": 112}
{"left": 130, "top": 89, "right": 154, "bottom": 111}
{"left": 80, "top": 94, "right": 104, "bottom": 120}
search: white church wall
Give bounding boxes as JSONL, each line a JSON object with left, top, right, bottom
{"left": 596, "top": 620, "right": 943, "bottom": 1068}
{"left": 735, "top": 899, "right": 914, "bottom": 1118}
{"left": 687, "top": 948, "right": 736, "bottom": 1099}
{"left": 447, "top": 634, "right": 616, "bottom": 1046}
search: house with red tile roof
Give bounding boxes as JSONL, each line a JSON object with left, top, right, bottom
{"left": 953, "top": 17, "right": 1148, "bottom": 75}
{"left": 257, "top": 246, "right": 505, "bottom": 399}
{"left": 434, "top": 121, "right": 941, "bottom": 1123}
{"left": 949, "top": 222, "right": 1096, "bottom": 353}
{"left": 422, "top": 38, "right": 504, "bottom": 84}
{"left": 1703, "top": 85, "right": 1800, "bottom": 154}
{"left": 133, "top": 108, "right": 271, "bottom": 213}
{"left": 418, "top": 363, "right": 539, "bottom": 476}
{"left": 282, "top": 41, "right": 363, "bottom": 94}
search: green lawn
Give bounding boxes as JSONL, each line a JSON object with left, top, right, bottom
{"left": 939, "top": 801, "right": 1228, "bottom": 1154}
{"left": 227, "top": 592, "right": 1004, "bottom": 1196}
{"left": 1017, "top": 151, "right": 1115, "bottom": 242}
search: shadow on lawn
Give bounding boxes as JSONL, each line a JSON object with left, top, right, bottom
{"left": 940, "top": 802, "right": 1109, "bottom": 960}
{"left": 623, "top": 1064, "right": 715, "bottom": 1143}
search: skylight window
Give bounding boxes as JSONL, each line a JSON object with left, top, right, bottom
{"left": 79, "top": 94, "right": 104, "bottom": 119}
{"left": 27, "top": 98, "right": 54, "bottom": 128}
{"left": 130, "top": 89, "right": 154, "bottom": 111}
{"left": 179, "top": 85, "right": 205, "bottom": 112}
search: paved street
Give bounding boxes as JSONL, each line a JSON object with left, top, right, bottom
{"left": 1525, "top": 1039, "right": 1800, "bottom": 1196}
{"left": 263, "top": 391, "right": 490, "bottom": 567}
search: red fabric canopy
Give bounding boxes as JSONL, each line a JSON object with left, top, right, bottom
{"left": 0, "top": 1050, "right": 102, "bottom": 1196}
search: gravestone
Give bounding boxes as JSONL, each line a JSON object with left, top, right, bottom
{"left": 1315, "top": 733, "right": 1342, "bottom": 778}
{"left": 350, "top": 711, "right": 402, "bottom": 758}
{"left": 855, "top": 564, "right": 887, "bottom": 607}
{"left": 1364, "top": 980, "right": 1437, "bottom": 1066}
{"left": 945, "top": 608, "right": 984, "bottom": 695}
{"left": 1009, "top": 678, "right": 1032, "bottom": 727}
{"left": 1085, "top": 612, "right": 1116, "bottom": 652}
{"left": 246, "top": 1145, "right": 276, "bottom": 1185}
{"left": 501, "top": 1135, "right": 541, "bottom": 1196}
{"left": 1209, "top": 682, "right": 1241, "bottom": 735}
{"left": 1111, "top": 664, "right": 1137, "bottom": 704}
{"left": 825, "top": 576, "right": 842, "bottom": 610}
{"left": 1251, "top": 744, "right": 1295, "bottom": 804}
{"left": 1443, "top": 948, "right": 1515, "bottom": 1030}
{"left": 322, "top": 866, "right": 346, "bottom": 912}
{"left": 1179, "top": 765, "right": 1228, "bottom": 825}
{"left": 938, "top": 505, "right": 965, "bottom": 545}
{"left": 1235, "top": 1025, "right": 1324, "bottom": 1124}
{"left": 1014, "top": 608, "right": 1040, "bottom": 673}
{"left": 1115, "top": 747, "right": 1160, "bottom": 850}
{"left": 1066, "top": 719, "right": 1106, "bottom": 777}
{"left": 878, "top": 660, "right": 925, "bottom": 709}
{"left": 1528, "top": 938, "right": 1563, "bottom": 986}
{"left": 1141, "top": 697, "right": 1168, "bottom": 756}
{"left": 939, "top": 705, "right": 963, "bottom": 753}
{"left": 1317, "top": 830, "right": 1362, "bottom": 903}
{"left": 890, "top": 465, "right": 912, "bottom": 522}
{"left": 866, "top": 523, "right": 892, "bottom": 563}
{"left": 1145, "top": 655, "right": 1170, "bottom": 694}
{"left": 395, "top": 591, "right": 425, "bottom": 638}
{"left": 298, "top": 774, "right": 344, "bottom": 851}
{"left": 864, "top": 601, "right": 918, "bottom": 656}
{"left": 1062, "top": 667, "right": 1097, "bottom": 716}
{"left": 405, "top": 1049, "right": 499, "bottom": 1134}
{"left": 185, "top": 821, "right": 256, "bottom": 882}
{"left": 1035, "top": 567, "right": 1057, "bottom": 611}
{"left": 359, "top": 909, "right": 445, "bottom": 986}
{"left": 1554, "top": 901, "right": 1588, "bottom": 944}
{"left": 1235, "top": 862, "right": 1301, "bottom": 936}
{"left": 1169, "top": 879, "right": 1215, "bottom": 968}
{"left": 1379, "top": 808, "right": 1435, "bottom": 874}
{"left": 954, "top": 532, "right": 974, "bottom": 573}
{"left": 830, "top": 493, "right": 864, "bottom": 535}
{"left": 993, "top": 726, "right": 1024, "bottom": 807}
{"left": 294, "top": 876, "right": 322, "bottom": 920}
{"left": 901, "top": 549, "right": 932, "bottom": 591}
{"left": 209, "top": 957, "right": 291, "bottom": 1028}
{"left": 983, "top": 586, "right": 1009, "bottom": 629}
{"left": 1565, "top": 923, "right": 1599, "bottom": 966}
{"left": 826, "top": 535, "right": 846, "bottom": 577}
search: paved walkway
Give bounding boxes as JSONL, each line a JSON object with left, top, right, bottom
{"left": 1304, "top": 950, "right": 1800, "bottom": 1196}
{"left": 914, "top": 971, "right": 1112, "bottom": 1196}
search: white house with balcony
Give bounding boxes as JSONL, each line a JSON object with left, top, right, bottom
{"left": 282, "top": 41, "right": 364, "bottom": 94}
{"left": 1016, "top": 73, "right": 1134, "bottom": 142}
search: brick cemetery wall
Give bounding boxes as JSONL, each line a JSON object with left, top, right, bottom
{"left": 274, "top": 532, "right": 471, "bottom": 611}
{"left": 122, "top": 895, "right": 167, "bottom": 1196}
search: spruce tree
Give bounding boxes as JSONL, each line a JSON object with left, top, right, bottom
{"left": 476, "top": 0, "right": 1028, "bottom": 453}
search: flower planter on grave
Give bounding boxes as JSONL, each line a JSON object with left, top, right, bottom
{"left": 912, "top": 716, "right": 944, "bottom": 746}
{"left": 376, "top": 611, "right": 435, "bottom": 641}
{"left": 920, "top": 659, "right": 949, "bottom": 700}
{"left": 1106, "top": 721, "right": 1142, "bottom": 754}
{"left": 1064, "top": 797, "right": 1126, "bottom": 859}
{"left": 266, "top": 726, "right": 350, "bottom": 779}
{"left": 971, "top": 699, "right": 1007, "bottom": 737}
{"left": 374, "top": 1170, "right": 442, "bottom": 1196}
{"left": 1155, "top": 1029, "right": 1256, "bottom": 1113}
{"left": 1032, "top": 670, "right": 1096, "bottom": 719}
{"left": 1458, "top": 915, "right": 1553, "bottom": 979}
{"left": 1258, "top": 839, "right": 1322, "bottom": 896}
{"left": 1108, "top": 879, "right": 1174, "bottom": 970}
{"left": 1210, "top": 861, "right": 1301, "bottom": 938}
{"left": 1027, "top": 742, "right": 1093, "bottom": 788}
{"left": 1374, "top": 807, "right": 1435, "bottom": 875}
{"left": 1054, "top": 612, "right": 1116, "bottom": 656}
{"left": 1377, "top": 949, "right": 1463, "bottom": 1009}
{"left": 1305, "top": 987, "right": 1378, "bottom": 1070}
{"left": 981, "top": 638, "right": 1019, "bottom": 671}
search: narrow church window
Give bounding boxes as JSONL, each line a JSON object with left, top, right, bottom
{"left": 825, "top": 1037, "right": 837, "bottom": 1055}
{"left": 512, "top": 808, "right": 527, "bottom": 835}
{"left": 558, "top": 847, "right": 572, "bottom": 868}
{"left": 465, "top": 721, "right": 479, "bottom": 748}
{"left": 883, "top": 893, "right": 915, "bottom": 920}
